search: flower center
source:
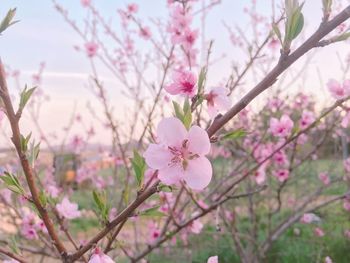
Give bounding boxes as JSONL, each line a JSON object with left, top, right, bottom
{"left": 168, "top": 140, "right": 198, "bottom": 169}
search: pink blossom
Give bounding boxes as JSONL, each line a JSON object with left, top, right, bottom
{"left": 3, "top": 260, "right": 19, "bottom": 263}
{"left": 190, "top": 219, "right": 203, "bottom": 234}
{"left": 88, "top": 247, "right": 114, "bottom": 263}
{"left": 344, "top": 229, "right": 350, "bottom": 239}
{"left": 274, "top": 169, "right": 289, "bottom": 182}
{"left": 165, "top": 70, "right": 197, "bottom": 97}
{"left": 127, "top": 3, "right": 138, "bottom": 14}
{"left": 207, "top": 255, "right": 218, "bottom": 263}
{"left": 139, "top": 26, "right": 152, "bottom": 40}
{"left": 85, "top": 42, "right": 99, "bottom": 57}
{"left": 300, "top": 213, "right": 321, "bottom": 224}
{"left": 181, "top": 28, "right": 198, "bottom": 50}
{"left": 273, "top": 151, "right": 289, "bottom": 166}
{"left": 344, "top": 157, "right": 350, "bottom": 173}
{"left": 270, "top": 115, "right": 294, "bottom": 138}
{"left": 341, "top": 111, "right": 350, "bottom": 128}
{"left": 318, "top": 172, "right": 330, "bottom": 186}
{"left": 81, "top": 0, "right": 91, "bottom": 7}
{"left": 299, "top": 110, "right": 315, "bottom": 129}
{"left": 325, "top": 256, "right": 333, "bottom": 263}
{"left": 327, "top": 79, "right": 350, "bottom": 100}
{"left": 143, "top": 117, "right": 212, "bottom": 190}
{"left": 205, "top": 87, "right": 231, "bottom": 118}
{"left": 344, "top": 199, "right": 350, "bottom": 211}
{"left": 56, "top": 197, "right": 81, "bottom": 219}
{"left": 254, "top": 168, "right": 266, "bottom": 185}
{"left": 314, "top": 227, "right": 325, "bottom": 237}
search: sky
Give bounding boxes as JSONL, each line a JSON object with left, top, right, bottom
{"left": 0, "top": 0, "right": 349, "bottom": 147}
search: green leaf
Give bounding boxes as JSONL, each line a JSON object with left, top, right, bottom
{"left": 28, "top": 141, "right": 40, "bottom": 167}
{"left": 197, "top": 67, "right": 207, "bottom": 95}
{"left": 0, "top": 172, "right": 24, "bottom": 195}
{"left": 131, "top": 150, "right": 146, "bottom": 187}
{"left": 0, "top": 8, "right": 19, "bottom": 35}
{"left": 19, "top": 85, "right": 36, "bottom": 111}
{"left": 9, "top": 236, "right": 19, "bottom": 255}
{"left": 39, "top": 191, "right": 47, "bottom": 207}
{"left": 20, "top": 132, "right": 32, "bottom": 153}
{"left": 138, "top": 205, "right": 166, "bottom": 217}
{"left": 158, "top": 184, "right": 173, "bottom": 192}
{"left": 272, "top": 23, "right": 282, "bottom": 44}
{"left": 222, "top": 128, "right": 247, "bottom": 140}
{"left": 92, "top": 190, "right": 110, "bottom": 222}
{"left": 173, "top": 101, "right": 184, "bottom": 120}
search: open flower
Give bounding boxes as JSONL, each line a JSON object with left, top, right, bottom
{"left": 85, "top": 42, "right": 99, "bottom": 57}
{"left": 205, "top": 87, "right": 231, "bottom": 119}
{"left": 88, "top": 247, "right": 114, "bottom": 263}
{"left": 299, "top": 110, "right": 315, "bottom": 129}
{"left": 270, "top": 115, "right": 294, "bottom": 138}
{"left": 207, "top": 256, "right": 218, "bottom": 263}
{"left": 56, "top": 197, "right": 81, "bottom": 219}
{"left": 143, "top": 117, "right": 212, "bottom": 190}
{"left": 327, "top": 79, "right": 350, "bottom": 100}
{"left": 274, "top": 169, "right": 289, "bottom": 182}
{"left": 165, "top": 70, "right": 197, "bottom": 97}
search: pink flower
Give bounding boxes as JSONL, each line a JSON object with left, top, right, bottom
{"left": 85, "top": 42, "right": 98, "bottom": 57}
{"left": 165, "top": 70, "right": 197, "bottom": 97}
{"left": 341, "top": 111, "right": 350, "bottom": 128}
{"left": 190, "top": 219, "right": 203, "bottom": 234}
{"left": 300, "top": 213, "right": 321, "bottom": 224}
{"left": 318, "top": 172, "right": 330, "bottom": 186}
{"left": 81, "top": 0, "right": 91, "bottom": 7}
{"left": 3, "top": 260, "right": 19, "bottom": 263}
{"left": 88, "top": 247, "right": 114, "bottom": 263}
{"left": 325, "top": 256, "right": 333, "bottom": 263}
{"left": 254, "top": 168, "right": 266, "bottom": 185}
{"left": 139, "top": 26, "right": 152, "bottom": 40}
{"left": 127, "top": 3, "right": 138, "bottom": 14}
{"left": 205, "top": 87, "right": 231, "bottom": 118}
{"left": 299, "top": 110, "right": 315, "bottom": 129}
{"left": 56, "top": 197, "right": 81, "bottom": 219}
{"left": 274, "top": 169, "right": 289, "bottom": 182}
{"left": 327, "top": 79, "right": 350, "bottom": 100}
{"left": 344, "top": 157, "right": 350, "bottom": 172}
{"left": 207, "top": 255, "right": 218, "bottom": 263}
{"left": 143, "top": 117, "right": 212, "bottom": 190}
{"left": 314, "top": 227, "right": 325, "bottom": 237}
{"left": 273, "top": 151, "right": 289, "bottom": 166}
{"left": 181, "top": 28, "right": 198, "bottom": 50}
{"left": 344, "top": 199, "right": 350, "bottom": 212}
{"left": 344, "top": 229, "right": 350, "bottom": 239}
{"left": 270, "top": 115, "right": 294, "bottom": 138}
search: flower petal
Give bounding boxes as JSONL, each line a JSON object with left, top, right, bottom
{"left": 188, "top": 126, "right": 211, "bottom": 155}
{"left": 157, "top": 117, "right": 187, "bottom": 146}
{"left": 143, "top": 144, "right": 172, "bottom": 169}
{"left": 183, "top": 157, "right": 212, "bottom": 190}
{"left": 158, "top": 164, "right": 183, "bottom": 185}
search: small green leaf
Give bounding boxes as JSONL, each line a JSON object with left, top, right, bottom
{"left": 19, "top": 85, "right": 36, "bottom": 111}
{"left": 131, "top": 150, "right": 146, "bottom": 187}
{"left": 173, "top": 101, "right": 184, "bottom": 120}
{"left": 0, "top": 172, "right": 24, "bottom": 195}
{"left": 138, "top": 205, "right": 166, "bottom": 217}
{"left": 222, "top": 129, "right": 247, "bottom": 140}
{"left": 158, "top": 184, "right": 173, "bottom": 192}
{"left": 272, "top": 23, "right": 282, "bottom": 44}
{"left": 20, "top": 132, "right": 32, "bottom": 153}
{"left": 197, "top": 67, "right": 207, "bottom": 95}
{"left": 0, "top": 8, "right": 19, "bottom": 35}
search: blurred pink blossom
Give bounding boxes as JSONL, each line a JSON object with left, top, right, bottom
{"left": 270, "top": 115, "right": 293, "bottom": 138}
{"left": 56, "top": 197, "right": 81, "bottom": 219}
